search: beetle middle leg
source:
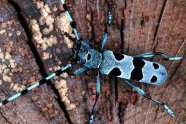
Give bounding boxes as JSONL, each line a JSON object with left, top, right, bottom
{"left": 100, "top": 10, "right": 112, "bottom": 50}
{"left": 88, "top": 9, "right": 112, "bottom": 123}
{"left": 89, "top": 72, "right": 101, "bottom": 124}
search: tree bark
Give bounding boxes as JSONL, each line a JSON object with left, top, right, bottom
{"left": 0, "top": 0, "right": 185, "bottom": 124}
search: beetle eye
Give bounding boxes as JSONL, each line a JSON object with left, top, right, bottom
{"left": 87, "top": 53, "right": 91, "bottom": 60}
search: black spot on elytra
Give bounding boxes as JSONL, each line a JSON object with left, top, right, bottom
{"left": 133, "top": 58, "right": 145, "bottom": 68}
{"left": 151, "top": 76, "right": 157, "bottom": 83}
{"left": 113, "top": 52, "right": 124, "bottom": 61}
{"left": 130, "top": 58, "right": 145, "bottom": 81}
{"left": 131, "top": 69, "right": 143, "bottom": 81}
{"left": 153, "top": 63, "right": 159, "bottom": 69}
{"left": 109, "top": 67, "right": 121, "bottom": 76}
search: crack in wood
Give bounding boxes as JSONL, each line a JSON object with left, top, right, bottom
{"left": 90, "top": 10, "right": 97, "bottom": 43}
{"left": 153, "top": 0, "right": 167, "bottom": 44}
{"left": 0, "top": 112, "right": 12, "bottom": 124}
{"left": 7, "top": 1, "right": 72, "bottom": 123}
{"left": 120, "top": 12, "right": 124, "bottom": 54}
{"left": 152, "top": 0, "right": 167, "bottom": 53}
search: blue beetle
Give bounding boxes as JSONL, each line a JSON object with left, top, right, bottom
{"left": 0, "top": 0, "right": 183, "bottom": 124}
{"left": 70, "top": 39, "right": 181, "bottom": 123}
{"left": 78, "top": 48, "right": 168, "bottom": 85}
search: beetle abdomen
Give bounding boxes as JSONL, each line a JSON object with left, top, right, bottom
{"left": 100, "top": 50, "right": 167, "bottom": 85}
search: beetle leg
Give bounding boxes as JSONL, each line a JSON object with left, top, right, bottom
{"left": 124, "top": 79, "right": 174, "bottom": 116}
{"left": 134, "top": 52, "right": 183, "bottom": 61}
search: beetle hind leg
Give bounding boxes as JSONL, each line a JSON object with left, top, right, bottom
{"left": 124, "top": 79, "right": 174, "bottom": 116}
{"left": 134, "top": 52, "right": 183, "bottom": 61}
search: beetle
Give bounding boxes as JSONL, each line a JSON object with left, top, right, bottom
{"left": 0, "top": 0, "right": 183, "bottom": 124}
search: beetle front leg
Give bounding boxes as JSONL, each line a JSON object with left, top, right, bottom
{"left": 73, "top": 67, "right": 88, "bottom": 75}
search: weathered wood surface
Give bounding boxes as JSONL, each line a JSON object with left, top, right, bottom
{"left": 0, "top": 0, "right": 185, "bottom": 124}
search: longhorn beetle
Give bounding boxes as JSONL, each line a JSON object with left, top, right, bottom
{"left": 0, "top": 0, "right": 184, "bottom": 124}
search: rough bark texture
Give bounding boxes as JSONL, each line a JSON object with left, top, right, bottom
{"left": 0, "top": 0, "right": 185, "bottom": 124}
